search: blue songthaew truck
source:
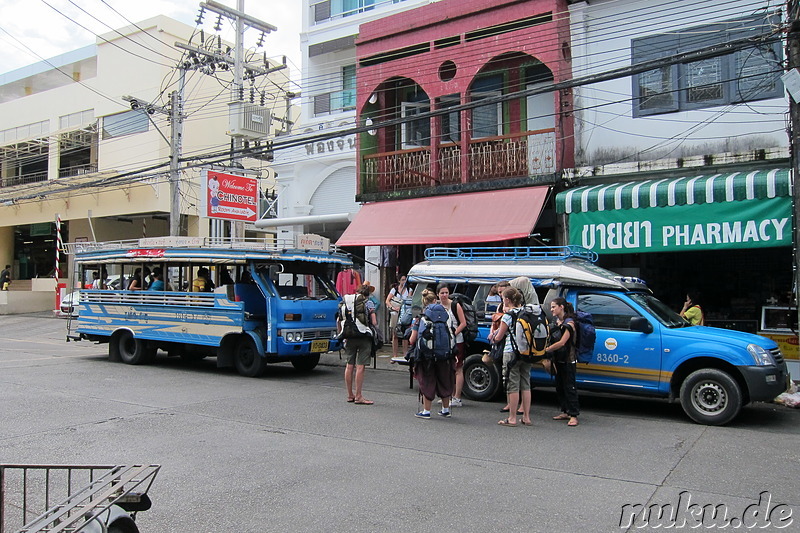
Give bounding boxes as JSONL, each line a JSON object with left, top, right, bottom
{"left": 406, "top": 246, "right": 790, "bottom": 425}
{"left": 65, "top": 237, "right": 350, "bottom": 377}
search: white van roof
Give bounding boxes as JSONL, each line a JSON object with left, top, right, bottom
{"left": 407, "top": 247, "right": 648, "bottom": 291}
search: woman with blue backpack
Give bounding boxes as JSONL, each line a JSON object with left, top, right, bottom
{"left": 408, "top": 289, "right": 456, "bottom": 419}
{"left": 545, "top": 297, "right": 580, "bottom": 427}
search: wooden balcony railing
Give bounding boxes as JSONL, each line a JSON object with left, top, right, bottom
{"left": 362, "top": 129, "right": 555, "bottom": 194}
{"left": 363, "top": 147, "right": 431, "bottom": 192}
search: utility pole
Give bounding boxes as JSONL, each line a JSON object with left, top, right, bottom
{"left": 191, "top": 0, "right": 279, "bottom": 240}
{"left": 232, "top": 0, "right": 246, "bottom": 239}
{"left": 788, "top": 0, "right": 800, "bottom": 329}
{"left": 169, "top": 69, "right": 186, "bottom": 237}
{"left": 123, "top": 82, "right": 185, "bottom": 236}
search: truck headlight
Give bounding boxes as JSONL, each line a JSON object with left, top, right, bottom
{"left": 285, "top": 331, "right": 302, "bottom": 342}
{"left": 747, "top": 344, "right": 775, "bottom": 366}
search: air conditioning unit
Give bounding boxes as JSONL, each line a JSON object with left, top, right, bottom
{"left": 228, "top": 102, "right": 271, "bottom": 138}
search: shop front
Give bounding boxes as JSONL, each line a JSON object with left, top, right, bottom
{"left": 556, "top": 168, "right": 798, "bottom": 374}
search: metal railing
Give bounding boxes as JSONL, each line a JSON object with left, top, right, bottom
{"left": 424, "top": 246, "right": 598, "bottom": 262}
{"left": 58, "top": 164, "right": 97, "bottom": 179}
{"left": 80, "top": 290, "right": 218, "bottom": 308}
{"left": 361, "top": 129, "right": 556, "bottom": 193}
{"left": 0, "top": 172, "right": 48, "bottom": 189}
{"left": 0, "top": 464, "right": 159, "bottom": 533}
{"left": 62, "top": 237, "right": 343, "bottom": 256}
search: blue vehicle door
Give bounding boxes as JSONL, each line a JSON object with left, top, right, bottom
{"left": 574, "top": 292, "right": 663, "bottom": 393}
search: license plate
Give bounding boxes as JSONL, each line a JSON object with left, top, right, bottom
{"left": 310, "top": 340, "right": 329, "bottom": 353}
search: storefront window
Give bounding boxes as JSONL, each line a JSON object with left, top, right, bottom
{"left": 13, "top": 223, "right": 68, "bottom": 280}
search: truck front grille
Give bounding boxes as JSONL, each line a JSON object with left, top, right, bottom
{"left": 770, "top": 347, "right": 784, "bottom": 365}
{"left": 302, "top": 330, "right": 335, "bottom": 341}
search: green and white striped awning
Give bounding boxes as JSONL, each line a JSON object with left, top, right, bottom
{"left": 556, "top": 168, "right": 792, "bottom": 214}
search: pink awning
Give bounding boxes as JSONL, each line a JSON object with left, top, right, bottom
{"left": 337, "top": 186, "right": 549, "bottom": 246}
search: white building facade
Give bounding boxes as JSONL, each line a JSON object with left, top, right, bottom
{"left": 269, "top": 0, "right": 438, "bottom": 246}
{"left": 0, "top": 15, "right": 288, "bottom": 311}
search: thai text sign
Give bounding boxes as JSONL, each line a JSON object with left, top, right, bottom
{"left": 202, "top": 170, "right": 258, "bottom": 222}
{"left": 568, "top": 197, "right": 791, "bottom": 254}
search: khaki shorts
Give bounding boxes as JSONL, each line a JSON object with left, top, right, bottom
{"left": 345, "top": 337, "right": 372, "bottom": 366}
{"left": 503, "top": 352, "right": 532, "bottom": 393}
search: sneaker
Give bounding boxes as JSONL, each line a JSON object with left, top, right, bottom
{"left": 438, "top": 410, "right": 451, "bottom": 418}
{"left": 415, "top": 411, "right": 431, "bottom": 419}
{"left": 450, "top": 398, "right": 463, "bottom": 407}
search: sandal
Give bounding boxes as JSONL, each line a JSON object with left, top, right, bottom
{"left": 567, "top": 417, "right": 579, "bottom": 427}
{"left": 498, "top": 418, "right": 517, "bottom": 427}
{"left": 552, "top": 414, "right": 570, "bottom": 421}
{"left": 354, "top": 398, "right": 374, "bottom": 405}
{"left": 521, "top": 419, "right": 532, "bottom": 426}
{"left": 347, "top": 397, "right": 355, "bottom": 403}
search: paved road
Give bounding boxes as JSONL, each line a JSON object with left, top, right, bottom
{"left": 1, "top": 314, "right": 799, "bottom": 532}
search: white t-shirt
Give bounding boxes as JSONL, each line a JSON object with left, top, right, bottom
{"left": 445, "top": 303, "right": 464, "bottom": 344}
{"left": 501, "top": 308, "right": 521, "bottom": 353}
{"left": 388, "top": 286, "right": 411, "bottom": 312}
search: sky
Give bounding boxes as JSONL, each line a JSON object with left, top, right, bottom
{"left": 0, "top": 0, "right": 302, "bottom": 77}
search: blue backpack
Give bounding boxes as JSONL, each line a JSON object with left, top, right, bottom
{"left": 574, "top": 310, "right": 596, "bottom": 363}
{"left": 417, "top": 303, "right": 455, "bottom": 361}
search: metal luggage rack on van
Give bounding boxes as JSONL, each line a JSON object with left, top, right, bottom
{"left": 62, "top": 237, "right": 342, "bottom": 256}
{"left": 424, "top": 246, "right": 599, "bottom": 263}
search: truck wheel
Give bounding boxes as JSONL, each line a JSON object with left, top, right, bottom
{"left": 679, "top": 369, "right": 742, "bottom": 426}
{"left": 462, "top": 353, "right": 501, "bottom": 401}
{"left": 234, "top": 336, "right": 267, "bottom": 377}
{"left": 117, "top": 331, "right": 154, "bottom": 365}
{"left": 292, "top": 354, "right": 320, "bottom": 372}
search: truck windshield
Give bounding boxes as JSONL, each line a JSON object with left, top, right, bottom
{"left": 256, "top": 267, "right": 338, "bottom": 300}
{"left": 629, "top": 293, "right": 687, "bottom": 328}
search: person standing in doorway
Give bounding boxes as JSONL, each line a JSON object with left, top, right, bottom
{"left": 0, "top": 265, "right": 10, "bottom": 291}
{"left": 680, "top": 291, "right": 705, "bottom": 326}
{"left": 386, "top": 275, "right": 412, "bottom": 358}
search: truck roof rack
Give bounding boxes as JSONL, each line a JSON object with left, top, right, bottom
{"left": 424, "top": 246, "right": 598, "bottom": 263}
{"left": 62, "top": 237, "right": 343, "bottom": 256}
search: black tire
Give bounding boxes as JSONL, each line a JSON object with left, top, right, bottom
{"left": 117, "top": 331, "right": 155, "bottom": 365}
{"left": 462, "top": 353, "right": 501, "bottom": 401}
{"left": 234, "top": 336, "right": 267, "bottom": 377}
{"left": 108, "top": 516, "right": 139, "bottom": 533}
{"left": 291, "top": 354, "right": 321, "bottom": 372}
{"left": 679, "top": 368, "right": 742, "bottom": 426}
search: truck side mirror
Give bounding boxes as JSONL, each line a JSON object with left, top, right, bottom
{"left": 630, "top": 316, "right": 653, "bottom": 333}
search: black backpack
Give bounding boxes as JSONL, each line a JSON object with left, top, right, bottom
{"left": 337, "top": 294, "right": 372, "bottom": 340}
{"left": 574, "top": 310, "right": 596, "bottom": 363}
{"left": 450, "top": 293, "right": 478, "bottom": 343}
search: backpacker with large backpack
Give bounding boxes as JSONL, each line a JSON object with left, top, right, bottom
{"left": 416, "top": 303, "right": 455, "bottom": 361}
{"left": 574, "top": 310, "right": 596, "bottom": 363}
{"left": 336, "top": 294, "right": 372, "bottom": 340}
{"left": 507, "top": 303, "right": 549, "bottom": 363}
{"left": 449, "top": 293, "right": 478, "bottom": 343}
